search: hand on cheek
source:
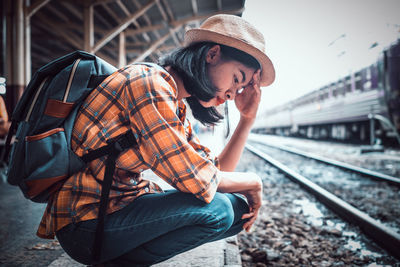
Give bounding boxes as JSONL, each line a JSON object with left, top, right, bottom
{"left": 235, "top": 69, "right": 262, "bottom": 120}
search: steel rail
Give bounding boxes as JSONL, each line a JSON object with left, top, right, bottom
{"left": 248, "top": 135, "right": 400, "bottom": 186}
{"left": 245, "top": 143, "right": 400, "bottom": 260}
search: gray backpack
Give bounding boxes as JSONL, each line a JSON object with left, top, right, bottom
{"left": 4, "top": 50, "right": 137, "bottom": 261}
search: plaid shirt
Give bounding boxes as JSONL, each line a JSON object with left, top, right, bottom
{"left": 37, "top": 64, "right": 220, "bottom": 239}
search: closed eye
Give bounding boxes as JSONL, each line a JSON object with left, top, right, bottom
{"left": 240, "top": 70, "right": 246, "bottom": 83}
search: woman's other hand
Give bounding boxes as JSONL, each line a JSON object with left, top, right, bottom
{"left": 217, "top": 171, "right": 263, "bottom": 232}
{"left": 234, "top": 69, "right": 261, "bottom": 121}
{"left": 238, "top": 173, "right": 263, "bottom": 232}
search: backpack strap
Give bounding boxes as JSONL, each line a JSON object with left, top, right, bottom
{"left": 1, "top": 121, "right": 17, "bottom": 163}
{"left": 80, "top": 130, "right": 136, "bottom": 163}
{"left": 80, "top": 130, "right": 137, "bottom": 262}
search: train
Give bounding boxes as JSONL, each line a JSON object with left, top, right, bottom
{"left": 253, "top": 39, "right": 400, "bottom": 147}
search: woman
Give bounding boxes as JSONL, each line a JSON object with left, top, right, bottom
{"left": 38, "top": 14, "right": 275, "bottom": 266}
{"left": 0, "top": 95, "right": 10, "bottom": 138}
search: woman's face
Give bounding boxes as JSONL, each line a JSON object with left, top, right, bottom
{"left": 199, "top": 45, "right": 257, "bottom": 108}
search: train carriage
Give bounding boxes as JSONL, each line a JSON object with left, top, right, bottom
{"left": 254, "top": 39, "right": 400, "bottom": 147}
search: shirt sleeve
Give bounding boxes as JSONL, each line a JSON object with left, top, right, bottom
{"left": 125, "top": 66, "right": 220, "bottom": 203}
{"left": 185, "top": 119, "right": 220, "bottom": 169}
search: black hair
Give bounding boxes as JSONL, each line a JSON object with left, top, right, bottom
{"left": 158, "top": 42, "right": 260, "bottom": 126}
{"left": 219, "top": 45, "right": 260, "bottom": 70}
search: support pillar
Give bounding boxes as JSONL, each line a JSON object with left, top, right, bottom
{"left": 84, "top": 4, "right": 94, "bottom": 53}
{"left": 4, "top": 0, "right": 26, "bottom": 115}
{"left": 15, "top": 0, "right": 25, "bottom": 98}
{"left": 24, "top": 0, "right": 31, "bottom": 84}
{"left": 1, "top": 0, "right": 6, "bottom": 78}
{"left": 118, "top": 31, "right": 126, "bottom": 68}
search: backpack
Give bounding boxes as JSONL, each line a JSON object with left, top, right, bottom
{"left": 3, "top": 50, "right": 137, "bottom": 261}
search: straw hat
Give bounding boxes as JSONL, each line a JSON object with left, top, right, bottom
{"left": 184, "top": 14, "right": 275, "bottom": 87}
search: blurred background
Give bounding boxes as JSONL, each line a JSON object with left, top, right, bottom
{"left": 1, "top": 1, "right": 400, "bottom": 266}
{"left": 1, "top": 0, "right": 400, "bottom": 148}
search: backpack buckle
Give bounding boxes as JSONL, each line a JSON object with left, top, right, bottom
{"left": 109, "top": 130, "right": 137, "bottom": 154}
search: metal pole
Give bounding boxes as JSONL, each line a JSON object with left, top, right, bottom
{"left": 24, "top": 0, "right": 31, "bottom": 83}
{"left": 369, "top": 113, "right": 375, "bottom": 145}
{"left": 15, "top": 0, "right": 25, "bottom": 99}
{"left": 1, "top": 0, "right": 6, "bottom": 77}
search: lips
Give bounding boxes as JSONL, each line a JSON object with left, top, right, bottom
{"left": 216, "top": 97, "right": 225, "bottom": 105}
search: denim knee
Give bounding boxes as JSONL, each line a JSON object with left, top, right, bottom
{"left": 208, "top": 193, "right": 236, "bottom": 233}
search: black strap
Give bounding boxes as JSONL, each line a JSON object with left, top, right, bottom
{"left": 91, "top": 144, "right": 119, "bottom": 261}
{"left": 84, "top": 130, "right": 137, "bottom": 262}
{"left": 1, "top": 121, "right": 17, "bottom": 163}
{"left": 81, "top": 130, "right": 137, "bottom": 163}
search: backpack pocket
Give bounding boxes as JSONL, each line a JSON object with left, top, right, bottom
{"left": 25, "top": 128, "right": 70, "bottom": 179}
{"left": 8, "top": 125, "right": 85, "bottom": 202}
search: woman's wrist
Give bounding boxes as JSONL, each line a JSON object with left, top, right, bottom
{"left": 248, "top": 172, "right": 262, "bottom": 191}
{"left": 238, "top": 115, "right": 255, "bottom": 128}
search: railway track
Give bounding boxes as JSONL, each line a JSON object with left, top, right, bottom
{"left": 245, "top": 142, "right": 400, "bottom": 260}
{"left": 248, "top": 135, "right": 400, "bottom": 186}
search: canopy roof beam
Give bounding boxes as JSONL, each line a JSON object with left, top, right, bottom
{"left": 92, "top": 0, "right": 157, "bottom": 53}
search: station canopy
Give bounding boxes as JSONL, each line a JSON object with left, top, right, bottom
{"left": 28, "top": 0, "right": 245, "bottom": 72}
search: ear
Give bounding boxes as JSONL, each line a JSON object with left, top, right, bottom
{"left": 206, "top": 45, "right": 222, "bottom": 64}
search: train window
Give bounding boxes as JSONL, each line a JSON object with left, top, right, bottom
{"left": 345, "top": 76, "right": 352, "bottom": 92}
{"left": 366, "top": 67, "right": 371, "bottom": 79}
{"left": 328, "top": 83, "right": 334, "bottom": 97}
{"left": 339, "top": 81, "right": 345, "bottom": 95}
{"left": 370, "top": 64, "right": 379, "bottom": 88}
{"left": 332, "top": 84, "right": 338, "bottom": 97}
{"left": 362, "top": 68, "right": 372, "bottom": 91}
{"left": 319, "top": 88, "right": 327, "bottom": 100}
{"left": 354, "top": 72, "right": 362, "bottom": 91}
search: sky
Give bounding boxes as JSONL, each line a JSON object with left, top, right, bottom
{"left": 241, "top": 0, "right": 400, "bottom": 112}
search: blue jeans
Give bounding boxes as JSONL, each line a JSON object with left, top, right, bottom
{"left": 56, "top": 190, "right": 249, "bottom": 266}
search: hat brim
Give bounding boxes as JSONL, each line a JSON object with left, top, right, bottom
{"left": 185, "top": 28, "right": 275, "bottom": 87}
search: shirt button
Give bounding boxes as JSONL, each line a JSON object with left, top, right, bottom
{"left": 130, "top": 178, "right": 136, "bottom": 185}
{"left": 145, "top": 187, "right": 149, "bottom": 193}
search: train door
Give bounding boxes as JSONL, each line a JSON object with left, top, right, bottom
{"left": 384, "top": 40, "right": 400, "bottom": 137}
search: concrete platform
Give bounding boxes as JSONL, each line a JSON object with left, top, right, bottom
{"left": 48, "top": 237, "right": 241, "bottom": 267}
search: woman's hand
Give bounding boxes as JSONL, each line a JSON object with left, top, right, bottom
{"left": 239, "top": 175, "right": 263, "bottom": 232}
{"left": 234, "top": 69, "right": 262, "bottom": 121}
{"left": 217, "top": 171, "right": 263, "bottom": 232}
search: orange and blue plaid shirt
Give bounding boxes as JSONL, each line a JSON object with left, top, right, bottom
{"left": 37, "top": 64, "right": 220, "bottom": 239}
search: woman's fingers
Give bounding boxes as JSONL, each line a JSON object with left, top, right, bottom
{"left": 243, "top": 212, "right": 258, "bottom": 232}
{"left": 242, "top": 206, "right": 260, "bottom": 232}
{"left": 249, "top": 69, "right": 261, "bottom": 89}
{"left": 255, "top": 69, "right": 261, "bottom": 83}
{"left": 241, "top": 212, "right": 255, "bottom": 219}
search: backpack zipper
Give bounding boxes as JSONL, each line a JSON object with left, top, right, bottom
{"left": 24, "top": 58, "right": 81, "bottom": 122}
{"left": 25, "top": 77, "right": 49, "bottom": 122}
{"left": 63, "top": 58, "right": 81, "bottom": 102}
